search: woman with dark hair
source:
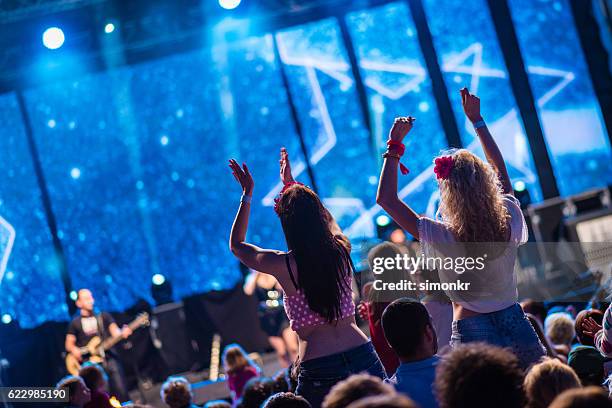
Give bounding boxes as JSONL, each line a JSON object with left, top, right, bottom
{"left": 228, "top": 148, "right": 385, "bottom": 407}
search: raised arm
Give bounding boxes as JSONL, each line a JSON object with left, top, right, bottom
{"left": 228, "top": 159, "right": 285, "bottom": 276}
{"left": 375, "top": 117, "right": 421, "bottom": 239}
{"left": 461, "top": 88, "right": 513, "bottom": 195}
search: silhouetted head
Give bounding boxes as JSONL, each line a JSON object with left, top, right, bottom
{"left": 275, "top": 184, "right": 352, "bottom": 323}
{"left": 160, "top": 376, "right": 193, "bottom": 408}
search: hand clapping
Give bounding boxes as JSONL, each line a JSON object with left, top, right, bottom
{"left": 229, "top": 159, "right": 254, "bottom": 196}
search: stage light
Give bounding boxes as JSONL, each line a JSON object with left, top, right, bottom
{"left": 151, "top": 274, "right": 173, "bottom": 306}
{"left": 376, "top": 214, "right": 391, "bottom": 227}
{"left": 513, "top": 180, "right": 526, "bottom": 192}
{"left": 42, "top": 27, "right": 65, "bottom": 50}
{"left": 1, "top": 314, "right": 11, "bottom": 324}
{"left": 104, "top": 23, "right": 115, "bottom": 34}
{"left": 70, "top": 167, "right": 81, "bottom": 179}
{"left": 47, "top": 119, "right": 56, "bottom": 128}
{"left": 219, "top": 0, "right": 241, "bottom": 10}
{"left": 69, "top": 290, "right": 78, "bottom": 301}
{"left": 160, "top": 135, "right": 169, "bottom": 146}
{"left": 152, "top": 273, "right": 165, "bottom": 285}
{"left": 418, "top": 101, "right": 430, "bottom": 112}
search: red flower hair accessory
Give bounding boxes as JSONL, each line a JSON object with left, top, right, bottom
{"left": 434, "top": 156, "right": 454, "bottom": 180}
{"left": 274, "top": 181, "right": 304, "bottom": 214}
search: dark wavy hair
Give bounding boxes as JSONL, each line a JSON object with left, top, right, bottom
{"left": 275, "top": 184, "right": 352, "bottom": 323}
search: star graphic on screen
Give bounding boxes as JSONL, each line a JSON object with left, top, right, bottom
{"left": 271, "top": 38, "right": 575, "bottom": 237}
{"left": 0, "top": 215, "right": 16, "bottom": 285}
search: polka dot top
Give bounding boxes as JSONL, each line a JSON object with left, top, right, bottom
{"left": 282, "top": 254, "right": 355, "bottom": 331}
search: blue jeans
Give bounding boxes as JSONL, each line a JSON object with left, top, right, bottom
{"left": 295, "top": 342, "right": 386, "bottom": 408}
{"left": 451, "top": 303, "right": 546, "bottom": 370}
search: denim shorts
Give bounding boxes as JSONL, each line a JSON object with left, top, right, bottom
{"left": 451, "top": 303, "right": 546, "bottom": 370}
{"left": 295, "top": 341, "right": 386, "bottom": 408}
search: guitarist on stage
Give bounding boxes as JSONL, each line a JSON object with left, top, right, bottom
{"left": 65, "top": 289, "right": 132, "bottom": 402}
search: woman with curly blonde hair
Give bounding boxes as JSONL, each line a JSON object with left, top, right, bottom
{"left": 376, "top": 88, "right": 545, "bottom": 369}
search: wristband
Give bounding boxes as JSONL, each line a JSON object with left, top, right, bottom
{"left": 241, "top": 194, "right": 252, "bottom": 204}
{"left": 383, "top": 145, "right": 410, "bottom": 176}
{"left": 382, "top": 151, "right": 401, "bottom": 160}
{"left": 473, "top": 120, "right": 486, "bottom": 129}
{"left": 386, "top": 140, "right": 406, "bottom": 156}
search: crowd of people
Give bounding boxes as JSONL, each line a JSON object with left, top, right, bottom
{"left": 55, "top": 88, "right": 612, "bottom": 408}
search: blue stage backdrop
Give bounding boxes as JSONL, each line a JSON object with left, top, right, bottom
{"left": 507, "top": 0, "right": 612, "bottom": 196}
{"left": 0, "top": 0, "right": 610, "bottom": 328}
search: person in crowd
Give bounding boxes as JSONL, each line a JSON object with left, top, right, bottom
{"left": 568, "top": 345, "right": 606, "bottom": 386}
{"left": 322, "top": 374, "right": 395, "bottom": 408}
{"left": 222, "top": 344, "right": 260, "bottom": 402}
{"left": 521, "top": 300, "right": 547, "bottom": 327}
{"left": 228, "top": 147, "right": 385, "bottom": 407}
{"left": 57, "top": 375, "right": 91, "bottom": 408}
{"left": 545, "top": 312, "right": 576, "bottom": 356}
{"left": 523, "top": 358, "right": 581, "bottom": 408}
{"left": 549, "top": 386, "right": 612, "bottom": 408}
{"left": 203, "top": 401, "right": 231, "bottom": 408}
{"left": 65, "top": 289, "right": 131, "bottom": 401}
{"left": 526, "top": 313, "right": 563, "bottom": 360}
{"left": 375, "top": 88, "right": 544, "bottom": 369}
{"left": 358, "top": 242, "right": 404, "bottom": 374}
{"left": 434, "top": 343, "right": 525, "bottom": 408}
{"left": 271, "top": 368, "right": 290, "bottom": 393}
{"left": 79, "top": 363, "right": 112, "bottom": 408}
{"left": 160, "top": 376, "right": 198, "bottom": 408}
{"left": 263, "top": 392, "right": 312, "bottom": 408}
{"left": 417, "top": 267, "right": 453, "bottom": 353}
{"left": 382, "top": 298, "right": 439, "bottom": 408}
{"left": 237, "top": 377, "right": 275, "bottom": 408}
{"left": 244, "top": 269, "right": 298, "bottom": 367}
{"left": 575, "top": 309, "right": 604, "bottom": 347}
{"left": 583, "top": 303, "right": 612, "bottom": 357}
{"left": 346, "top": 394, "right": 417, "bottom": 408}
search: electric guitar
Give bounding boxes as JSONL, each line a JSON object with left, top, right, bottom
{"left": 65, "top": 312, "right": 149, "bottom": 375}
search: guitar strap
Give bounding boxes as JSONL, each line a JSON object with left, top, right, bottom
{"left": 96, "top": 313, "right": 107, "bottom": 340}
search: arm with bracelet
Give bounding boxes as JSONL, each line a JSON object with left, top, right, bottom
{"left": 228, "top": 159, "right": 287, "bottom": 277}
{"left": 461, "top": 88, "right": 513, "bottom": 195}
{"left": 376, "top": 116, "right": 421, "bottom": 239}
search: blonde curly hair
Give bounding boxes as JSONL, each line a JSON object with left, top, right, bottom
{"left": 437, "top": 149, "right": 510, "bottom": 243}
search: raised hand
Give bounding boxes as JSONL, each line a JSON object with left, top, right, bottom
{"left": 279, "top": 147, "right": 295, "bottom": 185}
{"left": 460, "top": 87, "right": 482, "bottom": 123}
{"left": 388, "top": 116, "right": 415, "bottom": 143}
{"left": 229, "top": 159, "right": 254, "bottom": 196}
{"left": 582, "top": 317, "right": 603, "bottom": 338}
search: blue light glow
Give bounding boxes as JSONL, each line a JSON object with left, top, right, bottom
{"left": 104, "top": 23, "right": 115, "bottom": 34}
{"left": 70, "top": 167, "right": 81, "bottom": 179}
{"left": 1, "top": 314, "right": 12, "bottom": 324}
{"left": 514, "top": 180, "right": 526, "bottom": 192}
{"left": 376, "top": 214, "right": 391, "bottom": 227}
{"left": 219, "top": 0, "right": 241, "bottom": 10}
{"left": 508, "top": 0, "right": 612, "bottom": 196}
{"left": 152, "top": 273, "right": 165, "bottom": 285}
{"left": 42, "top": 27, "right": 65, "bottom": 50}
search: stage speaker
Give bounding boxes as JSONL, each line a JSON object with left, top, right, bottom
{"left": 151, "top": 302, "right": 197, "bottom": 374}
